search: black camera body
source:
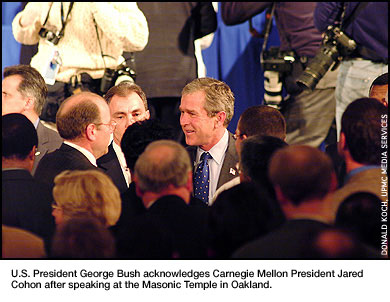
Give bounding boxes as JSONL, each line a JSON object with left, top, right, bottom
{"left": 297, "top": 25, "right": 357, "bottom": 90}
{"left": 39, "top": 28, "right": 61, "bottom": 45}
{"left": 261, "top": 47, "right": 296, "bottom": 73}
{"left": 100, "top": 61, "right": 137, "bottom": 95}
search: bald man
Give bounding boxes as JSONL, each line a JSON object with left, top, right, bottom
{"left": 115, "top": 140, "right": 209, "bottom": 259}
{"left": 34, "top": 92, "right": 115, "bottom": 187}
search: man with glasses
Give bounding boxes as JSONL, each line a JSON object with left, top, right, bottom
{"left": 97, "top": 82, "right": 150, "bottom": 193}
{"left": 34, "top": 92, "right": 114, "bottom": 187}
{"left": 180, "top": 77, "right": 239, "bottom": 204}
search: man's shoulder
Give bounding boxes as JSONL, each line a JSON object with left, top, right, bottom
{"left": 37, "top": 122, "right": 63, "bottom": 143}
{"left": 97, "top": 142, "right": 117, "bottom": 165}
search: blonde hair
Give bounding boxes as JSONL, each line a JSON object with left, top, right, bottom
{"left": 181, "top": 77, "right": 235, "bottom": 126}
{"left": 53, "top": 170, "right": 121, "bottom": 226}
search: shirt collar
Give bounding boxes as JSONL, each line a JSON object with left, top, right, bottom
{"left": 33, "top": 118, "right": 40, "bottom": 129}
{"left": 112, "top": 140, "right": 127, "bottom": 169}
{"left": 63, "top": 141, "right": 97, "bottom": 167}
{"left": 196, "top": 129, "right": 228, "bottom": 165}
{"left": 344, "top": 165, "right": 380, "bottom": 183}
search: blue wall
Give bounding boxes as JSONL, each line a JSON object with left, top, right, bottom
{"left": 202, "top": 3, "right": 280, "bottom": 132}
{"left": 2, "top": 2, "right": 23, "bottom": 75}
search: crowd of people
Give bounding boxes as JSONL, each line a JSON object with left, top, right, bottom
{"left": 2, "top": 2, "right": 388, "bottom": 259}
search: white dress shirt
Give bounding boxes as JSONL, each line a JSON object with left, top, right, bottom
{"left": 112, "top": 141, "right": 131, "bottom": 186}
{"left": 63, "top": 141, "right": 97, "bottom": 167}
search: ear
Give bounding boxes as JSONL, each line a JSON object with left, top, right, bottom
{"left": 337, "top": 132, "right": 348, "bottom": 157}
{"left": 274, "top": 185, "right": 289, "bottom": 206}
{"left": 85, "top": 123, "right": 97, "bottom": 141}
{"left": 215, "top": 111, "right": 226, "bottom": 128}
{"left": 134, "top": 177, "right": 144, "bottom": 198}
{"left": 185, "top": 171, "right": 193, "bottom": 193}
{"left": 23, "top": 96, "right": 35, "bottom": 111}
{"left": 28, "top": 146, "right": 37, "bottom": 161}
{"left": 145, "top": 110, "right": 150, "bottom": 120}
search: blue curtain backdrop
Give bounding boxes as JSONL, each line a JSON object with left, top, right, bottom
{"left": 2, "top": 2, "right": 23, "bottom": 76}
{"left": 2, "top": 2, "right": 280, "bottom": 133}
{"left": 202, "top": 3, "right": 280, "bottom": 133}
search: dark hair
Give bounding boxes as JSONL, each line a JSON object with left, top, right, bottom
{"left": 240, "top": 135, "right": 288, "bottom": 198}
{"left": 209, "top": 182, "right": 285, "bottom": 258}
{"left": 3, "top": 64, "right": 48, "bottom": 115}
{"left": 51, "top": 216, "right": 115, "bottom": 259}
{"left": 269, "top": 145, "right": 334, "bottom": 205}
{"left": 121, "top": 119, "right": 176, "bottom": 171}
{"left": 2, "top": 113, "right": 38, "bottom": 160}
{"left": 370, "top": 73, "right": 388, "bottom": 90}
{"left": 104, "top": 82, "right": 148, "bottom": 110}
{"left": 341, "top": 98, "right": 387, "bottom": 165}
{"left": 238, "top": 105, "right": 286, "bottom": 140}
{"left": 335, "top": 192, "right": 382, "bottom": 249}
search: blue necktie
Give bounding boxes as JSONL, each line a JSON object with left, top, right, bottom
{"left": 194, "top": 152, "right": 212, "bottom": 204}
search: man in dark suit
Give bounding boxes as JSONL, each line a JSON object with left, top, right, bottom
{"left": 115, "top": 140, "right": 209, "bottom": 259}
{"left": 233, "top": 145, "right": 338, "bottom": 258}
{"left": 2, "top": 113, "right": 55, "bottom": 252}
{"left": 180, "top": 77, "right": 239, "bottom": 204}
{"left": 97, "top": 82, "right": 150, "bottom": 193}
{"left": 34, "top": 92, "right": 114, "bottom": 187}
{"left": 2, "top": 64, "right": 63, "bottom": 174}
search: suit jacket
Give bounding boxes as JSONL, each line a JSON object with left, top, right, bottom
{"left": 114, "top": 195, "right": 209, "bottom": 259}
{"left": 232, "top": 219, "right": 331, "bottom": 259}
{"left": 33, "top": 121, "right": 63, "bottom": 175}
{"left": 187, "top": 131, "right": 239, "bottom": 193}
{"left": 97, "top": 142, "right": 128, "bottom": 194}
{"left": 325, "top": 167, "right": 386, "bottom": 222}
{"left": 2, "top": 169, "right": 55, "bottom": 249}
{"left": 34, "top": 143, "right": 98, "bottom": 187}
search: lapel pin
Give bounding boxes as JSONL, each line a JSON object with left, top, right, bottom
{"left": 230, "top": 168, "right": 236, "bottom": 175}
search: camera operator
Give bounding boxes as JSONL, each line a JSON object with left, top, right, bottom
{"left": 314, "top": 2, "right": 388, "bottom": 138}
{"left": 12, "top": 2, "right": 149, "bottom": 123}
{"left": 221, "top": 2, "right": 338, "bottom": 148}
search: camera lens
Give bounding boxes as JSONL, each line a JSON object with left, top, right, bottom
{"left": 297, "top": 45, "right": 339, "bottom": 90}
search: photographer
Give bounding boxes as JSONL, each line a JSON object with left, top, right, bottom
{"left": 314, "top": 2, "right": 388, "bottom": 137}
{"left": 12, "top": 2, "right": 149, "bottom": 123}
{"left": 221, "top": 2, "right": 338, "bottom": 148}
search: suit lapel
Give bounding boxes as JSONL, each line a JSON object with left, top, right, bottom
{"left": 217, "top": 132, "right": 239, "bottom": 189}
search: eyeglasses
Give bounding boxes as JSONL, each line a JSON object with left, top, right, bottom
{"left": 233, "top": 133, "right": 246, "bottom": 140}
{"left": 95, "top": 120, "right": 117, "bottom": 131}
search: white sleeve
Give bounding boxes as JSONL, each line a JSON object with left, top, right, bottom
{"left": 90, "top": 2, "right": 149, "bottom": 52}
